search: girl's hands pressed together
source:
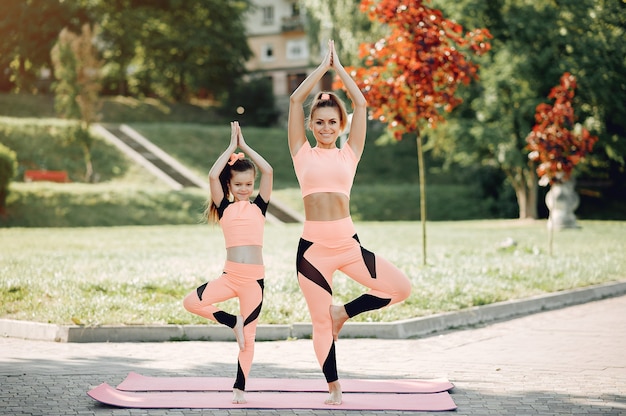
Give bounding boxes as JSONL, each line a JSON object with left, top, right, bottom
{"left": 230, "top": 121, "right": 239, "bottom": 148}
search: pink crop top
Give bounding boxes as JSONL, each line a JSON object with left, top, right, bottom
{"left": 292, "top": 141, "right": 358, "bottom": 198}
{"left": 217, "top": 195, "right": 268, "bottom": 248}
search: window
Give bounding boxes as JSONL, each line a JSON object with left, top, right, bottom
{"left": 286, "top": 39, "right": 308, "bottom": 60}
{"left": 261, "top": 44, "right": 275, "bottom": 62}
{"left": 291, "top": 2, "right": 300, "bottom": 17}
{"left": 261, "top": 6, "right": 274, "bottom": 25}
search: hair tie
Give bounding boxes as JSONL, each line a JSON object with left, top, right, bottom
{"left": 228, "top": 152, "right": 245, "bottom": 166}
{"left": 320, "top": 93, "right": 331, "bottom": 101}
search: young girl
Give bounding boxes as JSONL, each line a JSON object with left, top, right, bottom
{"left": 287, "top": 40, "right": 412, "bottom": 405}
{"left": 183, "top": 121, "right": 272, "bottom": 404}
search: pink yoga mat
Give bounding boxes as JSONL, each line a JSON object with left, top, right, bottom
{"left": 89, "top": 383, "right": 457, "bottom": 411}
{"left": 117, "top": 371, "right": 454, "bottom": 393}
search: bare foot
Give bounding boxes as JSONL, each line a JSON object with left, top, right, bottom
{"left": 232, "top": 388, "right": 246, "bottom": 404}
{"left": 330, "top": 305, "right": 349, "bottom": 341}
{"left": 325, "top": 380, "right": 342, "bottom": 405}
{"left": 234, "top": 315, "right": 245, "bottom": 351}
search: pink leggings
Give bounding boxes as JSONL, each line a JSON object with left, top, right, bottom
{"left": 183, "top": 260, "right": 264, "bottom": 391}
{"left": 297, "top": 217, "right": 411, "bottom": 383}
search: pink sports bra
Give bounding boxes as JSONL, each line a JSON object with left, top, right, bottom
{"left": 292, "top": 141, "right": 358, "bottom": 198}
{"left": 217, "top": 195, "right": 268, "bottom": 248}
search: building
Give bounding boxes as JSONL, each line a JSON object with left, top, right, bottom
{"left": 244, "top": 0, "right": 331, "bottom": 121}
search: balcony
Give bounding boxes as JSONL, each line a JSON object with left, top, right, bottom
{"left": 281, "top": 15, "right": 304, "bottom": 33}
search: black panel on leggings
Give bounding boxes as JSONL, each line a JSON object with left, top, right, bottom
{"left": 322, "top": 342, "right": 339, "bottom": 382}
{"left": 245, "top": 279, "right": 264, "bottom": 326}
{"left": 233, "top": 361, "right": 245, "bottom": 391}
{"left": 352, "top": 234, "right": 376, "bottom": 278}
{"left": 296, "top": 238, "right": 332, "bottom": 295}
{"left": 213, "top": 311, "right": 236, "bottom": 328}
{"left": 344, "top": 294, "right": 391, "bottom": 318}
{"left": 196, "top": 282, "right": 208, "bottom": 300}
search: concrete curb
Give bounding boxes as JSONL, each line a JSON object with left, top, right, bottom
{"left": 2, "top": 280, "right": 625, "bottom": 343}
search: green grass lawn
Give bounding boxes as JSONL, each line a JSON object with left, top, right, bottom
{"left": 2, "top": 96, "right": 624, "bottom": 327}
{"left": 1, "top": 220, "right": 624, "bottom": 326}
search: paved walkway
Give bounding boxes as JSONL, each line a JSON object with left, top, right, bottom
{"left": 1, "top": 295, "right": 624, "bottom": 416}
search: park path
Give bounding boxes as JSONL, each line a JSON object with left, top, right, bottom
{"left": 1, "top": 294, "right": 624, "bottom": 415}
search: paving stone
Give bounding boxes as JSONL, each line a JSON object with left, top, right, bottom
{"left": 1, "top": 295, "right": 625, "bottom": 415}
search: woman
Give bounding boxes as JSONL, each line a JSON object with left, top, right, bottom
{"left": 288, "top": 40, "right": 411, "bottom": 405}
{"left": 183, "top": 121, "right": 272, "bottom": 404}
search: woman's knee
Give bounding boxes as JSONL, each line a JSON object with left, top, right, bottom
{"left": 394, "top": 276, "right": 412, "bottom": 302}
{"left": 182, "top": 291, "right": 199, "bottom": 313}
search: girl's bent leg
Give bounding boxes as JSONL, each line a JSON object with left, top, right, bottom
{"left": 183, "top": 278, "right": 238, "bottom": 326}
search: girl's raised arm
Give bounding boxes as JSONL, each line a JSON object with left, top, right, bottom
{"left": 208, "top": 122, "right": 238, "bottom": 206}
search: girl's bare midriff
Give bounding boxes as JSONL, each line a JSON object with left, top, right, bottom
{"left": 303, "top": 192, "right": 350, "bottom": 221}
{"left": 226, "top": 245, "right": 264, "bottom": 265}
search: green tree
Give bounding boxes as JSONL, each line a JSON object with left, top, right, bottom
{"left": 91, "top": 0, "right": 252, "bottom": 100}
{"left": 0, "top": 0, "right": 87, "bottom": 93}
{"left": 428, "top": 0, "right": 626, "bottom": 219}
{"left": 84, "top": 0, "right": 143, "bottom": 96}
{"left": 51, "top": 24, "right": 102, "bottom": 182}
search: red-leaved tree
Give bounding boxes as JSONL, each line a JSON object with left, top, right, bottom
{"left": 526, "top": 72, "right": 598, "bottom": 187}
{"left": 342, "top": 0, "right": 491, "bottom": 265}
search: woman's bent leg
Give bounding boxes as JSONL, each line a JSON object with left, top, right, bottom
{"left": 340, "top": 237, "right": 411, "bottom": 318}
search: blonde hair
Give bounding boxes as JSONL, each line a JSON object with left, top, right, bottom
{"left": 307, "top": 91, "right": 349, "bottom": 132}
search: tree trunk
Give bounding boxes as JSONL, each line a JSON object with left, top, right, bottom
{"left": 0, "top": 187, "right": 7, "bottom": 218}
{"left": 528, "top": 179, "right": 537, "bottom": 219}
{"left": 18, "top": 55, "right": 27, "bottom": 91}
{"left": 416, "top": 129, "right": 427, "bottom": 266}
{"left": 513, "top": 183, "right": 527, "bottom": 219}
{"left": 508, "top": 164, "right": 538, "bottom": 219}
{"left": 82, "top": 143, "right": 93, "bottom": 183}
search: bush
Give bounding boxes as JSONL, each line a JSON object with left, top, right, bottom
{"left": 0, "top": 142, "right": 17, "bottom": 187}
{"left": 0, "top": 143, "right": 17, "bottom": 214}
{"left": 219, "top": 77, "right": 279, "bottom": 127}
{"left": 350, "top": 183, "right": 508, "bottom": 221}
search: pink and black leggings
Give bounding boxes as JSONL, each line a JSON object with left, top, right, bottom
{"left": 296, "top": 217, "right": 411, "bottom": 383}
{"left": 183, "top": 261, "right": 264, "bottom": 391}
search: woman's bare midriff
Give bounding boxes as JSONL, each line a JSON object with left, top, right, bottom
{"left": 303, "top": 193, "right": 350, "bottom": 221}
{"left": 226, "top": 245, "right": 264, "bottom": 264}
